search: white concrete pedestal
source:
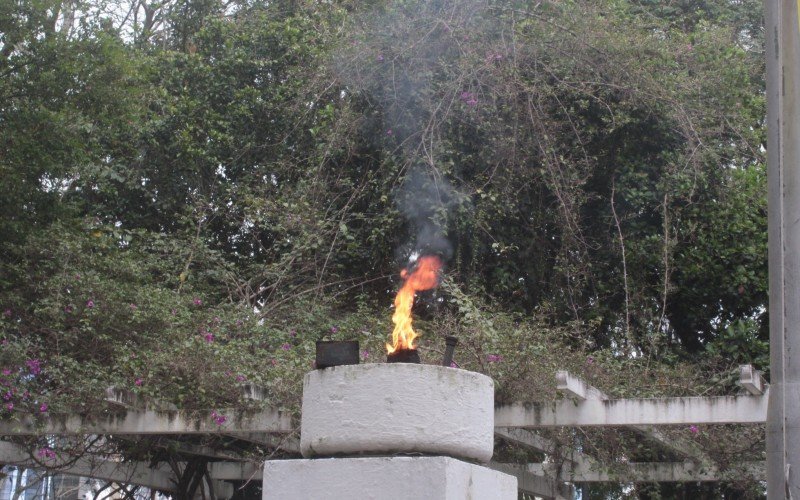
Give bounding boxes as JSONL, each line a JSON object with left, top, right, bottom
{"left": 301, "top": 364, "right": 495, "bottom": 463}
{"left": 267, "top": 364, "right": 511, "bottom": 499}
{"left": 263, "top": 456, "right": 517, "bottom": 500}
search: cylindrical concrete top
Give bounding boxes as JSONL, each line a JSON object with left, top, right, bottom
{"left": 300, "top": 363, "right": 495, "bottom": 463}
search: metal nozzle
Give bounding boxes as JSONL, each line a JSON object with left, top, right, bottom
{"left": 442, "top": 336, "right": 458, "bottom": 367}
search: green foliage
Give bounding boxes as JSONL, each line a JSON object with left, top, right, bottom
{"left": 706, "top": 319, "right": 769, "bottom": 372}
{"left": 0, "top": 0, "right": 769, "bottom": 495}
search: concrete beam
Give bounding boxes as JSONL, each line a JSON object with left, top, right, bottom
{"left": 104, "top": 387, "right": 177, "bottom": 412}
{"left": 0, "top": 408, "right": 292, "bottom": 436}
{"left": 525, "top": 461, "right": 766, "bottom": 483}
{"left": 494, "top": 427, "right": 560, "bottom": 455}
{"left": 554, "top": 372, "right": 714, "bottom": 462}
{"left": 241, "top": 385, "right": 266, "bottom": 401}
{"left": 1, "top": 442, "right": 236, "bottom": 498}
{"left": 0, "top": 441, "right": 177, "bottom": 492}
{"left": 495, "top": 393, "right": 768, "bottom": 427}
{"left": 555, "top": 371, "right": 606, "bottom": 400}
{"left": 216, "top": 447, "right": 760, "bottom": 490}
{"left": 738, "top": 365, "right": 767, "bottom": 396}
{"left": 104, "top": 387, "right": 140, "bottom": 410}
{"left": 223, "top": 433, "right": 300, "bottom": 453}
{"left": 141, "top": 438, "right": 250, "bottom": 461}
{"left": 489, "top": 462, "right": 573, "bottom": 500}
{"left": 495, "top": 427, "right": 585, "bottom": 465}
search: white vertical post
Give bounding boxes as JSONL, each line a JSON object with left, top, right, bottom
{"left": 782, "top": 1, "right": 800, "bottom": 497}
{"left": 765, "top": 0, "right": 800, "bottom": 497}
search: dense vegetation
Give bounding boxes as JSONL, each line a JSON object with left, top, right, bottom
{"left": 1, "top": 0, "right": 768, "bottom": 497}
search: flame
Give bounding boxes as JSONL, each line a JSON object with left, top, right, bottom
{"left": 387, "top": 255, "right": 443, "bottom": 354}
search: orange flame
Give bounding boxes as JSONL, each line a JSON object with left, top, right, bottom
{"left": 387, "top": 255, "right": 443, "bottom": 354}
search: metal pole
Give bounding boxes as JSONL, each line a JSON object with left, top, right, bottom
{"left": 766, "top": 0, "right": 800, "bottom": 497}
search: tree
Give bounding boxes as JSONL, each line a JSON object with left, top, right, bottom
{"left": 0, "top": 0, "right": 769, "bottom": 496}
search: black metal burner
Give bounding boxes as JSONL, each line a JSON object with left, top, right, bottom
{"left": 441, "top": 336, "right": 458, "bottom": 366}
{"left": 316, "top": 340, "right": 360, "bottom": 369}
{"left": 386, "top": 349, "right": 421, "bottom": 364}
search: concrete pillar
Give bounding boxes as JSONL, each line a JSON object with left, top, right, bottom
{"left": 300, "top": 364, "right": 494, "bottom": 463}
{"left": 765, "top": 0, "right": 800, "bottom": 497}
{"left": 267, "top": 364, "right": 516, "bottom": 499}
{"left": 263, "top": 457, "right": 517, "bottom": 500}
{"left": 781, "top": 1, "right": 800, "bottom": 496}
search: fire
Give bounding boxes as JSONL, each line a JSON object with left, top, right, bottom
{"left": 387, "top": 255, "right": 443, "bottom": 354}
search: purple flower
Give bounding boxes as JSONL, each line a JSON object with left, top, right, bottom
{"left": 466, "top": 98, "right": 478, "bottom": 106}
{"left": 361, "top": 349, "right": 369, "bottom": 359}
{"left": 171, "top": 309, "right": 177, "bottom": 315}
{"left": 5, "top": 402, "right": 13, "bottom": 411}
{"left": 129, "top": 303, "right": 137, "bottom": 310}
{"left": 586, "top": 356, "right": 595, "bottom": 364}
{"left": 86, "top": 299, "right": 94, "bottom": 309}
{"left": 26, "top": 359, "right": 41, "bottom": 375}
{"left": 37, "top": 447, "right": 55, "bottom": 459}
{"left": 2, "top": 368, "right": 11, "bottom": 376}
{"left": 204, "top": 332, "right": 214, "bottom": 343}
{"left": 689, "top": 425, "right": 699, "bottom": 435}
{"left": 39, "top": 403, "right": 48, "bottom": 413}
{"left": 330, "top": 326, "right": 338, "bottom": 334}
{"left": 192, "top": 298, "right": 202, "bottom": 306}
{"left": 74, "top": 274, "right": 81, "bottom": 280}
{"left": 3, "top": 391, "right": 11, "bottom": 401}
{"left": 486, "top": 354, "right": 503, "bottom": 363}
{"left": 270, "top": 359, "right": 277, "bottom": 366}
{"left": 290, "top": 329, "right": 297, "bottom": 337}
{"left": 134, "top": 378, "right": 143, "bottom": 387}
{"left": 3, "top": 309, "right": 11, "bottom": 318}
{"left": 235, "top": 375, "right": 246, "bottom": 382}
{"left": 64, "top": 305, "right": 73, "bottom": 313}
{"left": 386, "top": 129, "right": 393, "bottom": 136}
{"left": 211, "top": 410, "right": 227, "bottom": 426}
{"left": 281, "top": 343, "right": 291, "bottom": 351}
{"left": 449, "top": 361, "right": 459, "bottom": 368}
{"left": 376, "top": 54, "right": 384, "bottom": 62}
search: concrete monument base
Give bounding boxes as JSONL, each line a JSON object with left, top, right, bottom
{"left": 263, "top": 456, "right": 517, "bottom": 500}
{"left": 301, "top": 364, "right": 495, "bottom": 463}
